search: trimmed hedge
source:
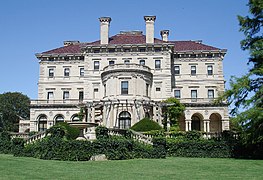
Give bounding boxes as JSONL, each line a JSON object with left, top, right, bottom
{"left": 46, "top": 122, "right": 80, "bottom": 140}
{"left": 0, "top": 131, "right": 12, "bottom": 154}
{"left": 130, "top": 118, "right": 162, "bottom": 132}
{"left": 167, "top": 139, "right": 232, "bottom": 158}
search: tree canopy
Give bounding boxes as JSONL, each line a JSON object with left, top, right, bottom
{"left": 0, "top": 92, "right": 30, "bottom": 132}
{"left": 162, "top": 97, "right": 185, "bottom": 131}
{"left": 222, "top": 0, "right": 263, "bottom": 144}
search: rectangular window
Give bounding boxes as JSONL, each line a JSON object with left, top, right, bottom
{"left": 64, "top": 68, "right": 70, "bottom": 77}
{"left": 174, "top": 90, "right": 181, "bottom": 99}
{"left": 155, "top": 60, "right": 161, "bottom": 69}
{"left": 124, "top": 59, "right": 130, "bottom": 64}
{"left": 174, "top": 66, "right": 180, "bottom": 75}
{"left": 208, "top": 89, "right": 214, "bottom": 98}
{"left": 80, "top": 68, "right": 84, "bottom": 77}
{"left": 191, "top": 90, "right": 197, "bottom": 101}
{"left": 207, "top": 65, "right": 213, "bottom": 75}
{"left": 191, "top": 66, "right": 196, "bottom": 75}
{"left": 63, "top": 91, "right": 69, "bottom": 100}
{"left": 121, "top": 81, "right": 128, "bottom": 94}
{"left": 49, "top": 69, "right": 54, "bottom": 77}
{"left": 156, "top": 87, "right": 161, "bottom": 91}
{"left": 139, "top": 60, "right": 145, "bottom": 65}
{"left": 109, "top": 60, "right": 115, "bottom": 65}
{"left": 47, "top": 92, "right": 54, "bottom": 100}
{"left": 94, "top": 61, "right": 100, "bottom": 70}
{"left": 79, "top": 91, "right": 84, "bottom": 101}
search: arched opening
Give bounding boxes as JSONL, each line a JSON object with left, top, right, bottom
{"left": 54, "top": 114, "right": 64, "bottom": 124}
{"left": 209, "top": 113, "right": 222, "bottom": 132}
{"left": 38, "top": 115, "right": 47, "bottom": 132}
{"left": 119, "top": 111, "right": 131, "bottom": 129}
{"left": 191, "top": 114, "right": 202, "bottom": 131}
{"left": 71, "top": 114, "right": 80, "bottom": 122}
{"left": 178, "top": 115, "right": 186, "bottom": 131}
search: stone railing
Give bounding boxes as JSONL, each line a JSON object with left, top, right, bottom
{"left": 31, "top": 99, "right": 84, "bottom": 105}
{"left": 10, "top": 132, "right": 29, "bottom": 139}
{"left": 108, "top": 128, "right": 153, "bottom": 145}
{"left": 103, "top": 63, "right": 151, "bottom": 73}
{"left": 25, "top": 131, "right": 47, "bottom": 144}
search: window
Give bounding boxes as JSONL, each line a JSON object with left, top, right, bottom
{"left": 191, "top": 90, "right": 197, "bottom": 101}
{"left": 155, "top": 60, "right": 161, "bottom": 69}
{"left": 124, "top": 59, "right": 130, "bottom": 64}
{"left": 55, "top": 115, "right": 64, "bottom": 123}
{"left": 146, "top": 83, "right": 149, "bottom": 97}
{"left": 109, "top": 61, "right": 115, "bottom": 65}
{"left": 94, "top": 88, "right": 98, "bottom": 92}
{"left": 121, "top": 81, "right": 128, "bottom": 94}
{"left": 94, "top": 61, "right": 99, "bottom": 70}
{"left": 191, "top": 66, "right": 196, "bottom": 75}
{"left": 47, "top": 92, "right": 54, "bottom": 100}
{"left": 63, "top": 91, "right": 69, "bottom": 100}
{"left": 119, "top": 111, "right": 131, "bottom": 129}
{"left": 174, "top": 90, "right": 181, "bottom": 99}
{"left": 80, "top": 68, "right": 84, "bottom": 77}
{"left": 38, "top": 115, "right": 47, "bottom": 131}
{"left": 79, "top": 91, "right": 84, "bottom": 101}
{"left": 139, "top": 60, "right": 145, "bottom": 65}
{"left": 109, "top": 49, "right": 115, "bottom": 53}
{"left": 64, "top": 68, "right": 70, "bottom": 77}
{"left": 49, "top": 69, "right": 54, "bottom": 77}
{"left": 207, "top": 65, "right": 213, "bottom": 75}
{"left": 156, "top": 87, "right": 161, "bottom": 91}
{"left": 208, "top": 89, "right": 214, "bottom": 99}
{"left": 174, "top": 66, "right": 180, "bottom": 75}
{"left": 139, "top": 48, "right": 145, "bottom": 52}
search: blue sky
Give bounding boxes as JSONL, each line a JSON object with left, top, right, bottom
{"left": 0, "top": 0, "right": 249, "bottom": 99}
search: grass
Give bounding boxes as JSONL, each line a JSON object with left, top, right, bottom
{"left": 0, "top": 154, "right": 263, "bottom": 180}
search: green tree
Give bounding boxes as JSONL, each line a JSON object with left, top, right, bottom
{"left": 162, "top": 97, "right": 185, "bottom": 131}
{"left": 0, "top": 92, "right": 30, "bottom": 132}
{"left": 220, "top": 0, "right": 263, "bottom": 145}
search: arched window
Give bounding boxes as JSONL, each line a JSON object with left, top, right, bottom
{"left": 55, "top": 115, "right": 64, "bottom": 124}
{"left": 38, "top": 115, "right": 47, "bottom": 132}
{"left": 71, "top": 114, "right": 80, "bottom": 122}
{"left": 191, "top": 115, "right": 201, "bottom": 131}
{"left": 119, "top": 111, "right": 131, "bottom": 129}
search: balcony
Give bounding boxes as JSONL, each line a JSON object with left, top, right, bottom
{"left": 178, "top": 98, "right": 224, "bottom": 105}
{"left": 102, "top": 63, "right": 151, "bottom": 74}
{"left": 31, "top": 99, "right": 84, "bottom": 106}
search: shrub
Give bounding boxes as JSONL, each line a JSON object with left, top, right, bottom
{"left": 130, "top": 118, "right": 162, "bottom": 132}
{"left": 46, "top": 122, "right": 80, "bottom": 140}
{"left": 12, "top": 138, "right": 25, "bottom": 156}
{"left": 0, "top": 131, "right": 12, "bottom": 154}
{"left": 152, "top": 137, "right": 167, "bottom": 158}
{"left": 95, "top": 126, "right": 109, "bottom": 139}
{"left": 167, "top": 139, "right": 232, "bottom": 158}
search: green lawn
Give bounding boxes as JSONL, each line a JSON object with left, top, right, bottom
{"left": 0, "top": 154, "right": 263, "bottom": 180}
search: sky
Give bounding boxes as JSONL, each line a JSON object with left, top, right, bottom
{"left": 0, "top": 0, "right": 249, "bottom": 99}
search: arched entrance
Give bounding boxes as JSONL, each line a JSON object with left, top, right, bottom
{"left": 119, "top": 111, "right": 131, "bottom": 129}
{"left": 191, "top": 114, "right": 201, "bottom": 131}
{"left": 38, "top": 115, "right": 47, "bottom": 131}
{"left": 71, "top": 114, "right": 80, "bottom": 122}
{"left": 209, "top": 113, "right": 222, "bottom": 132}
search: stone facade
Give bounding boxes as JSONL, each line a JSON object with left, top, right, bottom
{"left": 25, "top": 16, "right": 229, "bottom": 133}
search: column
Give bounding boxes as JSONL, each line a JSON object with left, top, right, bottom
{"left": 185, "top": 119, "right": 191, "bottom": 131}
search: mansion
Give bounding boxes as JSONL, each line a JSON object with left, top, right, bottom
{"left": 20, "top": 16, "right": 229, "bottom": 133}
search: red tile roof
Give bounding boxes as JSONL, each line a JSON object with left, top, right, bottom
{"left": 41, "top": 33, "right": 220, "bottom": 54}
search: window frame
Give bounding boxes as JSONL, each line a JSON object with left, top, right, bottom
{"left": 174, "top": 90, "right": 181, "bottom": 99}
{"left": 49, "top": 68, "right": 54, "bottom": 77}
{"left": 191, "top": 66, "right": 196, "bottom": 75}
{"left": 64, "top": 68, "right": 70, "bottom": 77}
{"left": 191, "top": 90, "right": 197, "bottom": 100}
{"left": 139, "top": 59, "right": 145, "bottom": 65}
{"left": 208, "top": 89, "right": 214, "bottom": 99}
{"left": 174, "top": 66, "right": 180, "bottom": 75}
{"left": 94, "top": 61, "right": 100, "bottom": 70}
{"left": 63, "top": 91, "right": 69, "bottom": 100}
{"left": 47, "top": 92, "right": 54, "bottom": 100}
{"left": 207, "top": 65, "right": 213, "bottom": 75}
{"left": 80, "top": 67, "right": 84, "bottom": 77}
{"left": 155, "top": 60, "right": 161, "bottom": 69}
{"left": 121, "top": 81, "right": 129, "bottom": 95}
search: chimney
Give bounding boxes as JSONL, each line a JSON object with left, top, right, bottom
{"left": 144, "top": 16, "right": 156, "bottom": 44}
{"left": 99, "top": 17, "right": 111, "bottom": 45}
{"left": 160, "top": 30, "right": 169, "bottom": 42}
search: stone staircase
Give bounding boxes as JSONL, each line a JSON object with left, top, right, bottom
{"left": 25, "top": 131, "right": 47, "bottom": 144}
